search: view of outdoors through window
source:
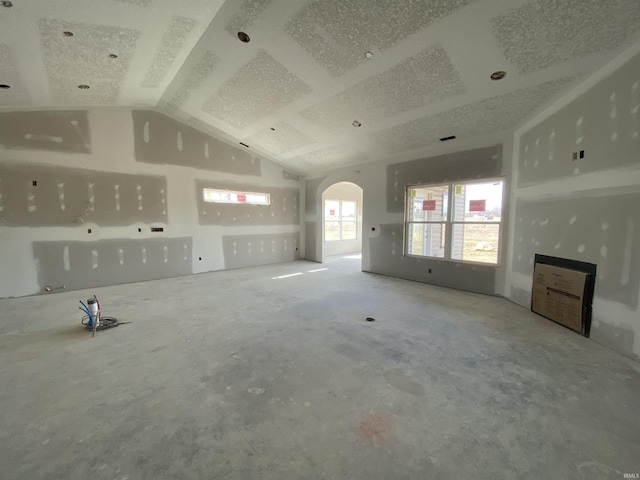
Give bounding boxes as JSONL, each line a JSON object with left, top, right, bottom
{"left": 452, "top": 181, "right": 503, "bottom": 264}
{"left": 325, "top": 200, "right": 357, "bottom": 241}
{"left": 407, "top": 184, "right": 448, "bottom": 258}
{"left": 203, "top": 188, "right": 270, "bottom": 205}
{"left": 406, "top": 180, "right": 503, "bottom": 264}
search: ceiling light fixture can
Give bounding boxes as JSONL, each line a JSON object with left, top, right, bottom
{"left": 237, "top": 31, "right": 250, "bottom": 43}
{"left": 490, "top": 70, "right": 507, "bottom": 81}
{"left": 352, "top": 120, "right": 362, "bottom": 128}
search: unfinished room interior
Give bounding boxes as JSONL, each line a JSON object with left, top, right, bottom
{"left": 1, "top": 0, "right": 639, "bottom": 478}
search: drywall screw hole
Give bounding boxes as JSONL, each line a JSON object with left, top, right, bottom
{"left": 63, "top": 31, "right": 74, "bottom": 37}
{"left": 237, "top": 31, "right": 250, "bottom": 43}
{"left": 199, "top": 257, "right": 202, "bottom": 261}
{"left": 365, "top": 317, "right": 375, "bottom": 322}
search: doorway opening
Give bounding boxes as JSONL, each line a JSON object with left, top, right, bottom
{"left": 322, "top": 182, "right": 363, "bottom": 266}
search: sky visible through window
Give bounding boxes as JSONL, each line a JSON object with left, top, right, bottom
{"left": 465, "top": 182, "right": 503, "bottom": 213}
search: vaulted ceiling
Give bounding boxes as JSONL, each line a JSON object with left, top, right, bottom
{"left": 1, "top": 0, "right": 640, "bottom": 174}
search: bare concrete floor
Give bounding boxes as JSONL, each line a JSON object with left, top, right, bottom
{"left": 1, "top": 256, "right": 639, "bottom": 480}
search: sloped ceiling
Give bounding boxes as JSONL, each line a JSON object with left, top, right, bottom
{"left": 1, "top": 0, "right": 640, "bottom": 174}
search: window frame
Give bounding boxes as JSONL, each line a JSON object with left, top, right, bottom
{"left": 324, "top": 199, "right": 358, "bottom": 242}
{"left": 404, "top": 177, "right": 505, "bottom": 266}
{"left": 202, "top": 188, "right": 270, "bottom": 205}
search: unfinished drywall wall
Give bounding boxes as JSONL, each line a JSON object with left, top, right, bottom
{"left": 305, "top": 176, "right": 326, "bottom": 215}
{"left": 369, "top": 223, "right": 496, "bottom": 295}
{"left": 33, "top": 237, "right": 192, "bottom": 291}
{"left": 0, "top": 108, "right": 301, "bottom": 298}
{"left": 132, "top": 110, "right": 261, "bottom": 175}
{"left": 323, "top": 182, "right": 363, "bottom": 257}
{"left": 508, "top": 48, "right": 640, "bottom": 358}
{"left": 0, "top": 163, "right": 167, "bottom": 226}
{"left": 305, "top": 221, "right": 317, "bottom": 263}
{"left": 304, "top": 141, "right": 511, "bottom": 295}
{"left": 0, "top": 111, "right": 91, "bottom": 154}
{"left": 518, "top": 53, "right": 640, "bottom": 187}
{"left": 386, "top": 145, "right": 503, "bottom": 213}
{"left": 222, "top": 232, "right": 300, "bottom": 269}
{"left": 512, "top": 194, "right": 640, "bottom": 308}
{"left": 196, "top": 181, "right": 299, "bottom": 226}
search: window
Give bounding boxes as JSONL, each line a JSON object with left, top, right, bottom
{"left": 203, "top": 188, "right": 270, "bottom": 205}
{"left": 325, "top": 200, "right": 357, "bottom": 241}
{"left": 405, "top": 179, "right": 504, "bottom": 264}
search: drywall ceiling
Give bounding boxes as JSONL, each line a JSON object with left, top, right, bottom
{"left": 1, "top": 0, "right": 640, "bottom": 174}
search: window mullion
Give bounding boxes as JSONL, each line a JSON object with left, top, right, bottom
{"left": 339, "top": 200, "right": 343, "bottom": 241}
{"left": 444, "top": 184, "right": 454, "bottom": 259}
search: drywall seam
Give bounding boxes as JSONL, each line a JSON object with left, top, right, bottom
{"left": 514, "top": 37, "right": 640, "bottom": 137}
{"left": 515, "top": 168, "right": 640, "bottom": 200}
{"left": 0, "top": 107, "right": 302, "bottom": 298}
{"left": 33, "top": 237, "right": 193, "bottom": 292}
{"left": 132, "top": 110, "right": 261, "bottom": 175}
{"left": 0, "top": 110, "right": 91, "bottom": 153}
{"left": 0, "top": 163, "right": 168, "bottom": 226}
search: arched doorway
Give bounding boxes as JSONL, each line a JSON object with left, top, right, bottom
{"left": 322, "top": 182, "right": 363, "bottom": 264}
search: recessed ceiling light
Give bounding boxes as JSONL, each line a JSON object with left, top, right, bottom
{"left": 0, "top": 84, "right": 11, "bottom": 89}
{"left": 364, "top": 51, "right": 373, "bottom": 59}
{"left": 78, "top": 84, "right": 90, "bottom": 89}
{"left": 1, "top": 1, "right": 13, "bottom": 7}
{"left": 237, "top": 31, "right": 250, "bottom": 43}
{"left": 490, "top": 70, "right": 507, "bottom": 81}
{"left": 352, "top": 120, "right": 361, "bottom": 128}
{"left": 108, "top": 53, "right": 118, "bottom": 59}
{"left": 63, "top": 31, "right": 74, "bottom": 37}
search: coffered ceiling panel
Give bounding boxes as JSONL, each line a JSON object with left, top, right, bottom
{"left": 168, "top": 51, "right": 219, "bottom": 109}
{"left": 201, "top": 50, "right": 312, "bottom": 129}
{"left": 284, "top": 0, "right": 475, "bottom": 77}
{"left": 39, "top": 19, "right": 140, "bottom": 105}
{"left": 492, "top": 0, "right": 640, "bottom": 73}
{"left": 1, "top": 0, "right": 640, "bottom": 174}
{"left": 141, "top": 16, "right": 197, "bottom": 88}
{"left": 300, "top": 43, "right": 465, "bottom": 134}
